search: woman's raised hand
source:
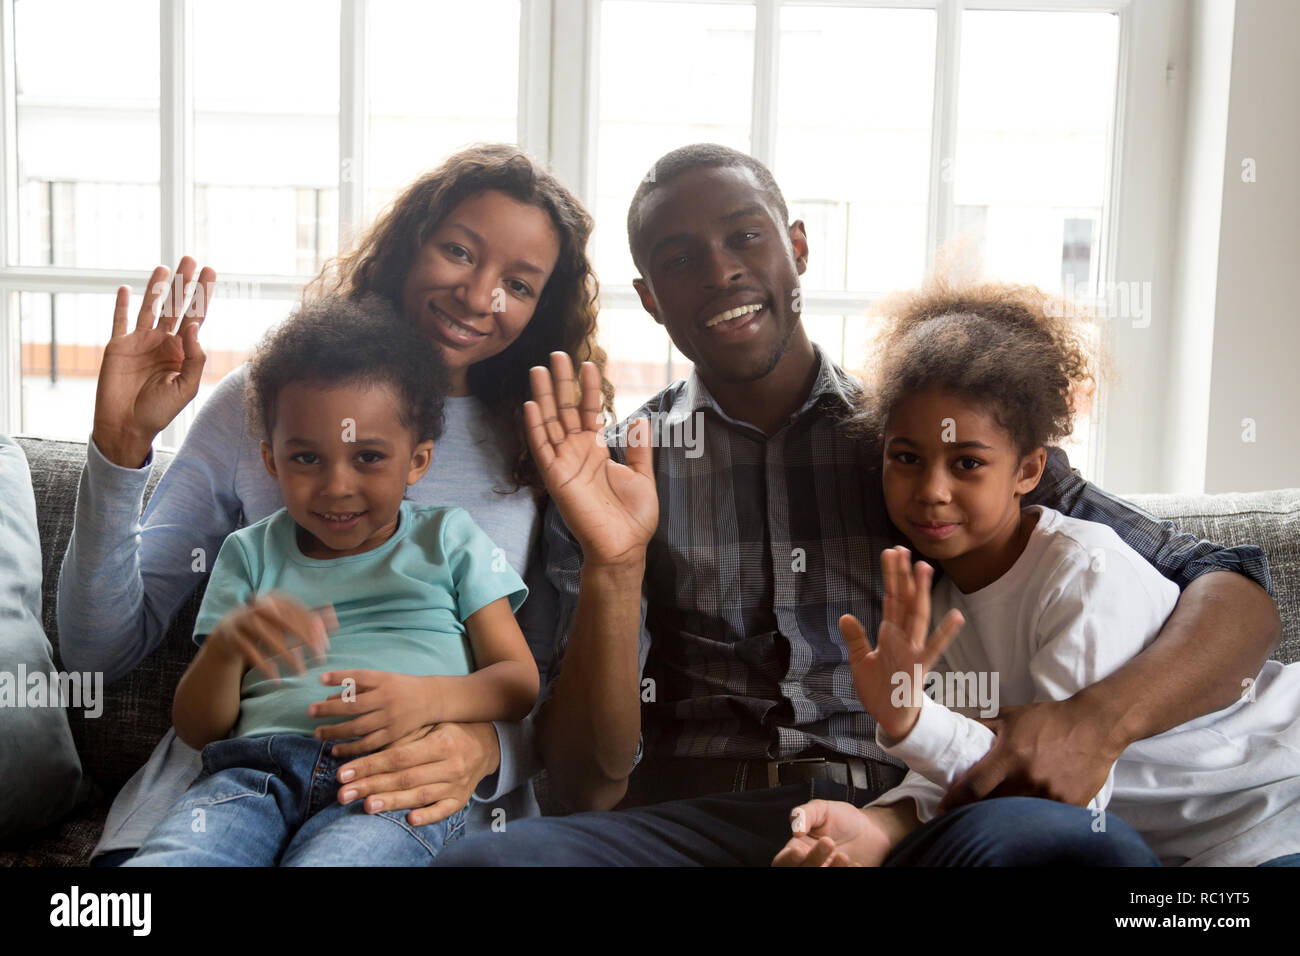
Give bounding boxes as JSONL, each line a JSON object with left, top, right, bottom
{"left": 92, "top": 257, "right": 216, "bottom": 468}
{"left": 524, "top": 352, "right": 658, "bottom": 567}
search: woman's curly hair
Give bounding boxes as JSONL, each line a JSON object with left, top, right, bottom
{"left": 304, "top": 143, "right": 614, "bottom": 492}
{"left": 858, "top": 274, "right": 1102, "bottom": 455}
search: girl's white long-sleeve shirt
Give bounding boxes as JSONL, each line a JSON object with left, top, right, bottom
{"left": 869, "top": 505, "right": 1300, "bottom": 866}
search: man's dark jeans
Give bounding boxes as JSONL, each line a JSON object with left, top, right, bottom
{"left": 432, "top": 782, "right": 1160, "bottom": 866}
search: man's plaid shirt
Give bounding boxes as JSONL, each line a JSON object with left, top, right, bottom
{"left": 538, "top": 345, "right": 1272, "bottom": 767}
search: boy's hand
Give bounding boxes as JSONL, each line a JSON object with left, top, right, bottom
{"left": 772, "top": 801, "right": 907, "bottom": 867}
{"left": 840, "top": 546, "right": 964, "bottom": 741}
{"left": 311, "top": 670, "right": 434, "bottom": 757}
{"left": 206, "top": 592, "right": 334, "bottom": 681}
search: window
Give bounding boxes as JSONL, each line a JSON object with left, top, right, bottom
{"left": 0, "top": 0, "right": 527, "bottom": 443}
{"left": 0, "top": 0, "right": 1131, "bottom": 479}
{"left": 584, "top": 0, "right": 1124, "bottom": 477}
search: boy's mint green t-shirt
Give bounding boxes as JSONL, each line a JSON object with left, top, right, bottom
{"left": 193, "top": 500, "right": 528, "bottom": 739}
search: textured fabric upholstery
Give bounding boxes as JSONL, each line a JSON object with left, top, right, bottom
{"left": 2, "top": 435, "right": 1296, "bottom": 865}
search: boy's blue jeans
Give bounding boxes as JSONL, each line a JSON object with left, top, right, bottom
{"left": 123, "top": 734, "right": 467, "bottom": 866}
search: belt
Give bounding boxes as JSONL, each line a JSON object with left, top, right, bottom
{"left": 617, "top": 752, "right": 906, "bottom": 809}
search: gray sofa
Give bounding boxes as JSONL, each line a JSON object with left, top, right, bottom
{"left": 2, "top": 434, "right": 1298, "bottom": 866}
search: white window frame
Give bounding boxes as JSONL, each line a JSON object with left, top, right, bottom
{"left": 0, "top": 0, "right": 553, "bottom": 447}
{"left": 554, "top": 0, "right": 1185, "bottom": 488}
{"left": 0, "top": 0, "right": 1182, "bottom": 490}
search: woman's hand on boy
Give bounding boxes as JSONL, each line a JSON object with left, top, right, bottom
{"left": 206, "top": 592, "right": 333, "bottom": 681}
{"left": 333, "top": 721, "right": 501, "bottom": 826}
{"left": 840, "top": 546, "right": 964, "bottom": 741}
{"left": 524, "top": 352, "right": 658, "bottom": 569}
{"left": 92, "top": 257, "right": 216, "bottom": 469}
{"left": 311, "top": 670, "right": 435, "bottom": 756}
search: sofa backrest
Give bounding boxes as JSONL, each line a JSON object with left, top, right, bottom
{"left": 17, "top": 436, "right": 207, "bottom": 798}
{"left": 1127, "top": 489, "right": 1300, "bottom": 666}
{"left": 14, "top": 435, "right": 1300, "bottom": 802}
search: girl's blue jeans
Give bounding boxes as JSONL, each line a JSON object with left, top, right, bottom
{"left": 122, "top": 734, "right": 467, "bottom": 866}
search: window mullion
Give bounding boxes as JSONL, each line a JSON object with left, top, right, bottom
{"left": 158, "top": 0, "right": 194, "bottom": 450}
{"left": 925, "top": 0, "right": 962, "bottom": 272}
{"left": 750, "top": 0, "right": 779, "bottom": 167}
{"left": 0, "top": 0, "right": 18, "bottom": 431}
{"left": 518, "top": 0, "right": 552, "bottom": 159}
{"left": 339, "top": 0, "right": 366, "bottom": 250}
{"left": 160, "top": 0, "right": 192, "bottom": 268}
{"left": 548, "top": 0, "right": 597, "bottom": 203}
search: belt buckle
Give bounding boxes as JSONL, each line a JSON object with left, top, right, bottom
{"left": 767, "top": 756, "right": 829, "bottom": 789}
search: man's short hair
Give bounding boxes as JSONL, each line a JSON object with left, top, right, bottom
{"left": 627, "top": 143, "right": 790, "bottom": 276}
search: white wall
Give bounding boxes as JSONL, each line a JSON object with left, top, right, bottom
{"left": 1158, "top": 0, "right": 1235, "bottom": 493}
{"left": 1202, "top": 0, "right": 1300, "bottom": 492}
{"left": 1146, "top": 0, "right": 1300, "bottom": 494}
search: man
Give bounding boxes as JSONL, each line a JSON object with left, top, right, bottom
{"left": 435, "top": 144, "right": 1279, "bottom": 866}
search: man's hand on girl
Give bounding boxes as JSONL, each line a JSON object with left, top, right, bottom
{"left": 938, "top": 694, "right": 1119, "bottom": 812}
{"left": 840, "top": 546, "right": 964, "bottom": 741}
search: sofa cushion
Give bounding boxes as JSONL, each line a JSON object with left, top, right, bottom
{"left": 15, "top": 436, "right": 207, "bottom": 800}
{"left": 1127, "top": 489, "right": 1300, "bottom": 666}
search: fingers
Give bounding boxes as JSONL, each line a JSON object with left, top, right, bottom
{"left": 938, "top": 750, "right": 1008, "bottom": 813}
{"left": 260, "top": 594, "right": 332, "bottom": 662}
{"left": 158, "top": 257, "right": 197, "bottom": 334}
{"left": 547, "top": 351, "right": 582, "bottom": 437}
{"left": 406, "top": 798, "right": 465, "bottom": 828}
{"left": 523, "top": 400, "right": 557, "bottom": 472}
{"left": 336, "top": 730, "right": 444, "bottom": 796}
{"left": 624, "top": 418, "right": 654, "bottom": 478}
{"left": 528, "top": 366, "right": 565, "bottom": 446}
{"left": 578, "top": 361, "right": 604, "bottom": 432}
{"left": 838, "top": 614, "right": 871, "bottom": 664}
{"left": 909, "top": 560, "right": 934, "bottom": 650}
{"left": 772, "top": 835, "right": 817, "bottom": 867}
{"left": 788, "top": 799, "right": 832, "bottom": 837}
{"left": 111, "top": 286, "right": 130, "bottom": 339}
{"left": 318, "top": 669, "right": 380, "bottom": 691}
{"left": 175, "top": 266, "right": 214, "bottom": 395}
{"left": 135, "top": 264, "right": 172, "bottom": 331}
{"left": 925, "top": 608, "right": 965, "bottom": 665}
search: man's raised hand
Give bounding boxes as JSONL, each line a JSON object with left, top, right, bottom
{"left": 524, "top": 352, "right": 658, "bottom": 566}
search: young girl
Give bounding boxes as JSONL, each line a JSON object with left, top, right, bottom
{"left": 778, "top": 278, "right": 1300, "bottom": 867}
{"left": 123, "top": 295, "right": 536, "bottom": 866}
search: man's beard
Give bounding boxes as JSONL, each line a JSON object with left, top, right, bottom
{"left": 709, "top": 311, "right": 802, "bottom": 385}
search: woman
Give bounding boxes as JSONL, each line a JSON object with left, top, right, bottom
{"left": 57, "top": 143, "right": 612, "bottom": 865}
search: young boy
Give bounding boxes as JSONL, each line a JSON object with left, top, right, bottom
{"left": 124, "top": 294, "right": 537, "bottom": 866}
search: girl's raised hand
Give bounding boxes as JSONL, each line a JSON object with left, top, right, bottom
{"left": 839, "top": 546, "right": 964, "bottom": 741}
{"left": 92, "top": 257, "right": 216, "bottom": 468}
{"left": 524, "top": 352, "right": 658, "bottom": 567}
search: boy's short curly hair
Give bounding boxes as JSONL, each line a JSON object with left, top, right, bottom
{"left": 860, "top": 276, "right": 1100, "bottom": 456}
{"left": 245, "top": 293, "right": 448, "bottom": 447}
